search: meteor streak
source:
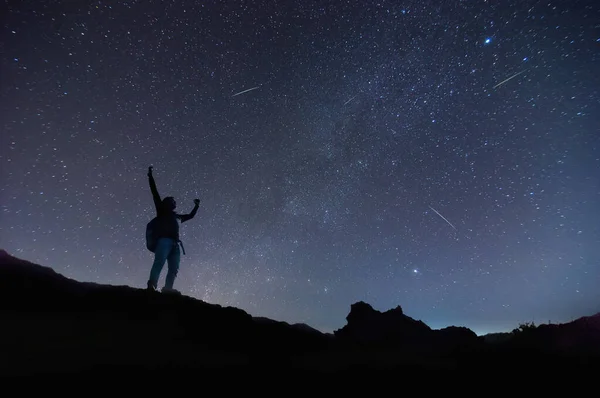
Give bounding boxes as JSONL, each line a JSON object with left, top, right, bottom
{"left": 231, "top": 86, "right": 259, "bottom": 97}
{"left": 344, "top": 95, "right": 357, "bottom": 106}
{"left": 429, "top": 206, "right": 457, "bottom": 231}
{"left": 492, "top": 70, "right": 527, "bottom": 89}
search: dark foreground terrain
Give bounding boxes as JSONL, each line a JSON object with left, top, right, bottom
{"left": 1, "top": 249, "right": 598, "bottom": 387}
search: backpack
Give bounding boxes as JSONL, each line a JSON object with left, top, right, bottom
{"left": 145, "top": 217, "right": 160, "bottom": 252}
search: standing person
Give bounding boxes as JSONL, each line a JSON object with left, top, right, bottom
{"left": 146, "top": 166, "right": 200, "bottom": 293}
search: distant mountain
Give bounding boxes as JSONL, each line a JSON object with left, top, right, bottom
{"left": 509, "top": 313, "right": 600, "bottom": 355}
{"left": 1, "top": 249, "right": 598, "bottom": 383}
{"left": 333, "top": 301, "right": 481, "bottom": 357}
{"left": 253, "top": 316, "right": 331, "bottom": 336}
{"left": 482, "top": 332, "right": 513, "bottom": 344}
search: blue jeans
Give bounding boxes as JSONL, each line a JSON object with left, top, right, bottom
{"left": 148, "top": 238, "right": 180, "bottom": 290}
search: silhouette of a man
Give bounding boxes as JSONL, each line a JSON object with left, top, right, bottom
{"left": 146, "top": 166, "right": 200, "bottom": 293}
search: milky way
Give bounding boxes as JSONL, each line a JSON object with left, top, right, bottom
{"left": 1, "top": 0, "right": 599, "bottom": 335}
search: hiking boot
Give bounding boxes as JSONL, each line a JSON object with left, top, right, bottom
{"left": 161, "top": 287, "right": 181, "bottom": 295}
{"left": 147, "top": 281, "right": 158, "bottom": 292}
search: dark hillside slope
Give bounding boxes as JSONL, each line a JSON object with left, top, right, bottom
{"left": 1, "top": 249, "right": 599, "bottom": 383}
{"left": 0, "top": 250, "right": 332, "bottom": 378}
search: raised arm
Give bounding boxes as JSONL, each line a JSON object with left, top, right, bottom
{"left": 148, "top": 166, "right": 162, "bottom": 213}
{"left": 179, "top": 199, "right": 200, "bottom": 223}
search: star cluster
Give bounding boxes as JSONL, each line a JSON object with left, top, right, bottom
{"left": 1, "top": 0, "right": 599, "bottom": 335}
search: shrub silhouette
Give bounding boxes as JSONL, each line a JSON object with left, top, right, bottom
{"left": 511, "top": 321, "right": 537, "bottom": 335}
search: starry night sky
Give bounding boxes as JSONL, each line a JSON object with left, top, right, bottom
{"left": 1, "top": 0, "right": 599, "bottom": 335}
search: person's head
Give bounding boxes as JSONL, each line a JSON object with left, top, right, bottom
{"left": 162, "top": 196, "right": 176, "bottom": 211}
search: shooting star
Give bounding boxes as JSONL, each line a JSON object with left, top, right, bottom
{"left": 231, "top": 86, "right": 259, "bottom": 97}
{"left": 344, "top": 95, "right": 357, "bottom": 106}
{"left": 492, "top": 69, "right": 527, "bottom": 89}
{"left": 429, "top": 206, "right": 457, "bottom": 231}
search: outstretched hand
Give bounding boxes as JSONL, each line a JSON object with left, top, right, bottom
{"left": 148, "top": 166, "right": 153, "bottom": 177}
{"left": 194, "top": 199, "right": 200, "bottom": 206}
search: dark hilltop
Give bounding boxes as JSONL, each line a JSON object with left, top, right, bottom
{"left": 1, "top": 249, "right": 598, "bottom": 385}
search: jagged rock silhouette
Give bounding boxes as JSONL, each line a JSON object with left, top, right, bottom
{"left": 1, "top": 249, "right": 599, "bottom": 383}
{"left": 334, "top": 301, "right": 434, "bottom": 344}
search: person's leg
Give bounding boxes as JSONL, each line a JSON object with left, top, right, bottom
{"left": 164, "top": 242, "right": 181, "bottom": 290}
{"left": 148, "top": 238, "right": 172, "bottom": 290}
